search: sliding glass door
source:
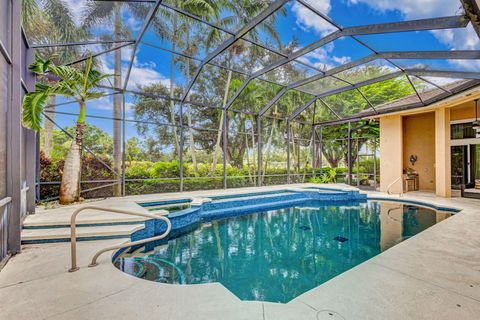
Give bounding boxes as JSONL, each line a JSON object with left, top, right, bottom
{"left": 475, "top": 145, "right": 480, "bottom": 184}
{"left": 451, "top": 146, "right": 467, "bottom": 189}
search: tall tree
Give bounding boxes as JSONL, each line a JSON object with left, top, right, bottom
{"left": 22, "top": 0, "right": 84, "bottom": 158}
{"left": 82, "top": 1, "right": 150, "bottom": 196}
{"left": 22, "top": 55, "right": 112, "bottom": 204}
{"left": 208, "top": 0, "right": 286, "bottom": 173}
{"left": 148, "top": 0, "right": 220, "bottom": 173}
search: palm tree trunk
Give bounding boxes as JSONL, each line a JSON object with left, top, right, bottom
{"left": 59, "top": 101, "right": 86, "bottom": 204}
{"left": 43, "top": 94, "right": 56, "bottom": 157}
{"left": 113, "top": 3, "right": 122, "bottom": 196}
{"left": 210, "top": 70, "right": 231, "bottom": 175}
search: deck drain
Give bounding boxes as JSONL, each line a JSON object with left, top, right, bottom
{"left": 299, "top": 225, "right": 311, "bottom": 231}
{"left": 333, "top": 236, "right": 348, "bottom": 243}
{"left": 317, "top": 310, "right": 345, "bottom": 320}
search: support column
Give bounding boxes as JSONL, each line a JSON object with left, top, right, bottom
{"left": 121, "top": 94, "right": 126, "bottom": 196}
{"left": 222, "top": 111, "right": 227, "bottom": 189}
{"left": 312, "top": 125, "right": 316, "bottom": 178}
{"left": 25, "top": 42, "right": 36, "bottom": 214}
{"left": 347, "top": 122, "right": 352, "bottom": 185}
{"left": 257, "top": 116, "right": 262, "bottom": 187}
{"left": 379, "top": 115, "right": 403, "bottom": 193}
{"left": 7, "top": 0, "right": 23, "bottom": 254}
{"left": 179, "top": 105, "right": 184, "bottom": 192}
{"left": 319, "top": 126, "right": 323, "bottom": 175}
{"left": 435, "top": 107, "right": 451, "bottom": 197}
{"left": 373, "top": 137, "right": 377, "bottom": 190}
{"left": 287, "top": 120, "right": 290, "bottom": 184}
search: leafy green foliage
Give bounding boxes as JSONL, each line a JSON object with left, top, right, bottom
{"left": 22, "top": 55, "right": 112, "bottom": 130}
{"left": 43, "top": 125, "right": 114, "bottom": 160}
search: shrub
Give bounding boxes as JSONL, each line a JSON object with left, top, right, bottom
{"left": 150, "top": 161, "right": 181, "bottom": 178}
{"left": 125, "top": 161, "right": 153, "bottom": 179}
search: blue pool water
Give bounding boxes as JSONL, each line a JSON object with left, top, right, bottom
{"left": 114, "top": 200, "right": 453, "bottom": 303}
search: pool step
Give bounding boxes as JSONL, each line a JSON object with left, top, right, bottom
{"left": 203, "top": 197, "right": 310, "bottom": 221}
{"left": 204, "top": 192, "right": 303, "bottom": 211}
{"left": 211, "top": 191, "right": 297, "bottom": 203}
{"left": 143, "top": 203, "right": 190, "bottom": 212}
{"left": 21, "top": 223, "right": 145, "bottom": 244}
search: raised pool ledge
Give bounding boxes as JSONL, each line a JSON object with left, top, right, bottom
{"left": 131, "top": 188, "right": 367, "bottom": 243}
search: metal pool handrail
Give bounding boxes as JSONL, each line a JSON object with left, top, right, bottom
{"left": 0, "top": 197, "right": 11, "bottom": 208}
{"left": 69, "top": 206, "right": 171, "bottom": 272}
{"left": 387, "top": 176, "right": 404, "bottom": 197}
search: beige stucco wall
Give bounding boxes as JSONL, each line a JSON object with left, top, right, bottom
{"left": 450, "top": 101, "right": 477, "bottom": 121}
{"left": 402, "top": 113, "right": 436, "bottom": 191}
{"left": 435, "top": 107, "right": 451, "bottom": 197}
{"left": 374, "top": 88, "right": 480, "bottom": 197}
{"left": 380, "top": 115, "right": 403, "bottom": 193}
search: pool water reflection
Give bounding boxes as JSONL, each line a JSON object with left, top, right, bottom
{"left": 114, "top": 201, "right": 452, "bottom": 303}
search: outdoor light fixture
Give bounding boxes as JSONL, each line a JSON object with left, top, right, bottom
{"left": 409, "top": 155, "right": 418, "bottom": 166}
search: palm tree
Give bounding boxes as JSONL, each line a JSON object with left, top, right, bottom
{"left": 22, "top": 0, "right": 85, "bottom": 158}
{"left": 154, "top": 1, "right": 221, "bottom": 173}
{"left": 22, "top": 55, "right": 112, "bottom": 204}
{"left": 82, "top": 2, "right": 151, "bottom": 196}
{"left": 209, "top": 0, "right": 286, "bottom": 175}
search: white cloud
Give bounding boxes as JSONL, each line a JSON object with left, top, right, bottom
{"left": 88, "top": 95, "right": 113, "bottom": 111}
{"left": 96, "top": 45, "right": 170, "bottom": 90}
{"left": 126, "top": 63, "right": 170, "bottom": 90}
{"left": 347, "top": 0, "right": 480, "bottom": 71}
{"left": 347, "top": 0, "right": 462, "bottom": 20}
{"left": 432, "top": 24, "right": 480, "bottom": 50}
{"left": 291, "top": 0, "right": 336, "bottom": 36}
{"left": 119, "top": 46, "right": 134, "bottom": 62}
{"left": 297, "top": 44, "right": 352, "bottom": 71}
{"left": 62, "top": 0, "right": 88, "bottom": 26}
{"left": 332, "top": 56, "right": 351, "bottom": 65}
{"left": 448, "top": 58, "right": 480, "bottom": 71}
{"left": 124, "top": 15, "right": 143, "bottom": 33}
{"left": 346, "top": 0, "right": 477, "bottom": 51}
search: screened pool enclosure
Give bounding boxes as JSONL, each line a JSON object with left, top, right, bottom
{"left": 20, "top": 0, "right": 480, "bottom": 201}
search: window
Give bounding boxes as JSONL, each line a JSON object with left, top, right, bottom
{"left": 451, "top": 123, "right": 476, "bottom": 140}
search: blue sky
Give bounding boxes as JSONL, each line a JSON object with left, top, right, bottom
{"left": 50, "top": 0, "right": 479, "bottom": 139}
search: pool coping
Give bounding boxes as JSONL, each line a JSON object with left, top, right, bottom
{"left": 2, "top": 183, "right": 480, "bottom": 320}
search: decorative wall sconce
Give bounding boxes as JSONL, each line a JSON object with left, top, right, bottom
{"left": 409, "top": 155, "right": 418, "bottom": 166}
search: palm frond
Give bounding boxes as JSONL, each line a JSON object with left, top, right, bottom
{"left": 48, "top": 81, "right": 77, "bottom": 97}
{"left": 48, "top": 64, "right": 83, "bottom": 83}
{"left": 22, "top": 91, "right": 49, "bottom": 130}
{"left": 43, "top": 0, "right": 82, "bottom": 43}
{"left": 82, "top": 1, "right": 114, "bottom": 29}
{"left": 23, "top": 53, "right": 112, "bottom": 131}
{"left": 29, "top": 56, "right": 52, "bottom": 74}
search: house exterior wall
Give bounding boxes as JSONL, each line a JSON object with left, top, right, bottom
{"left": 402, "top": 112, "right": 436, "bottom": 191}
{"left": 380, "top": 115, "right": 403, "bottom": 193}
{"left": 450, "top": 101, "right": 477, "bottom": 121}
{"left": 0, "top": 0, "right": 36, "bottom": 264}
{"left": 435, "top": 107, "right": 451, "bottom": 197}
{"left": 377, "top": 87, "right": 480, "bottom": 198}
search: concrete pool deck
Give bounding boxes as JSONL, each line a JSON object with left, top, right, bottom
{"left": 1, "top": 183, "right": 479, "bottom": 320}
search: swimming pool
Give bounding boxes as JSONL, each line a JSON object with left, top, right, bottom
{"left": 114, "top": 198, "right": 454, "bottom": 303}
